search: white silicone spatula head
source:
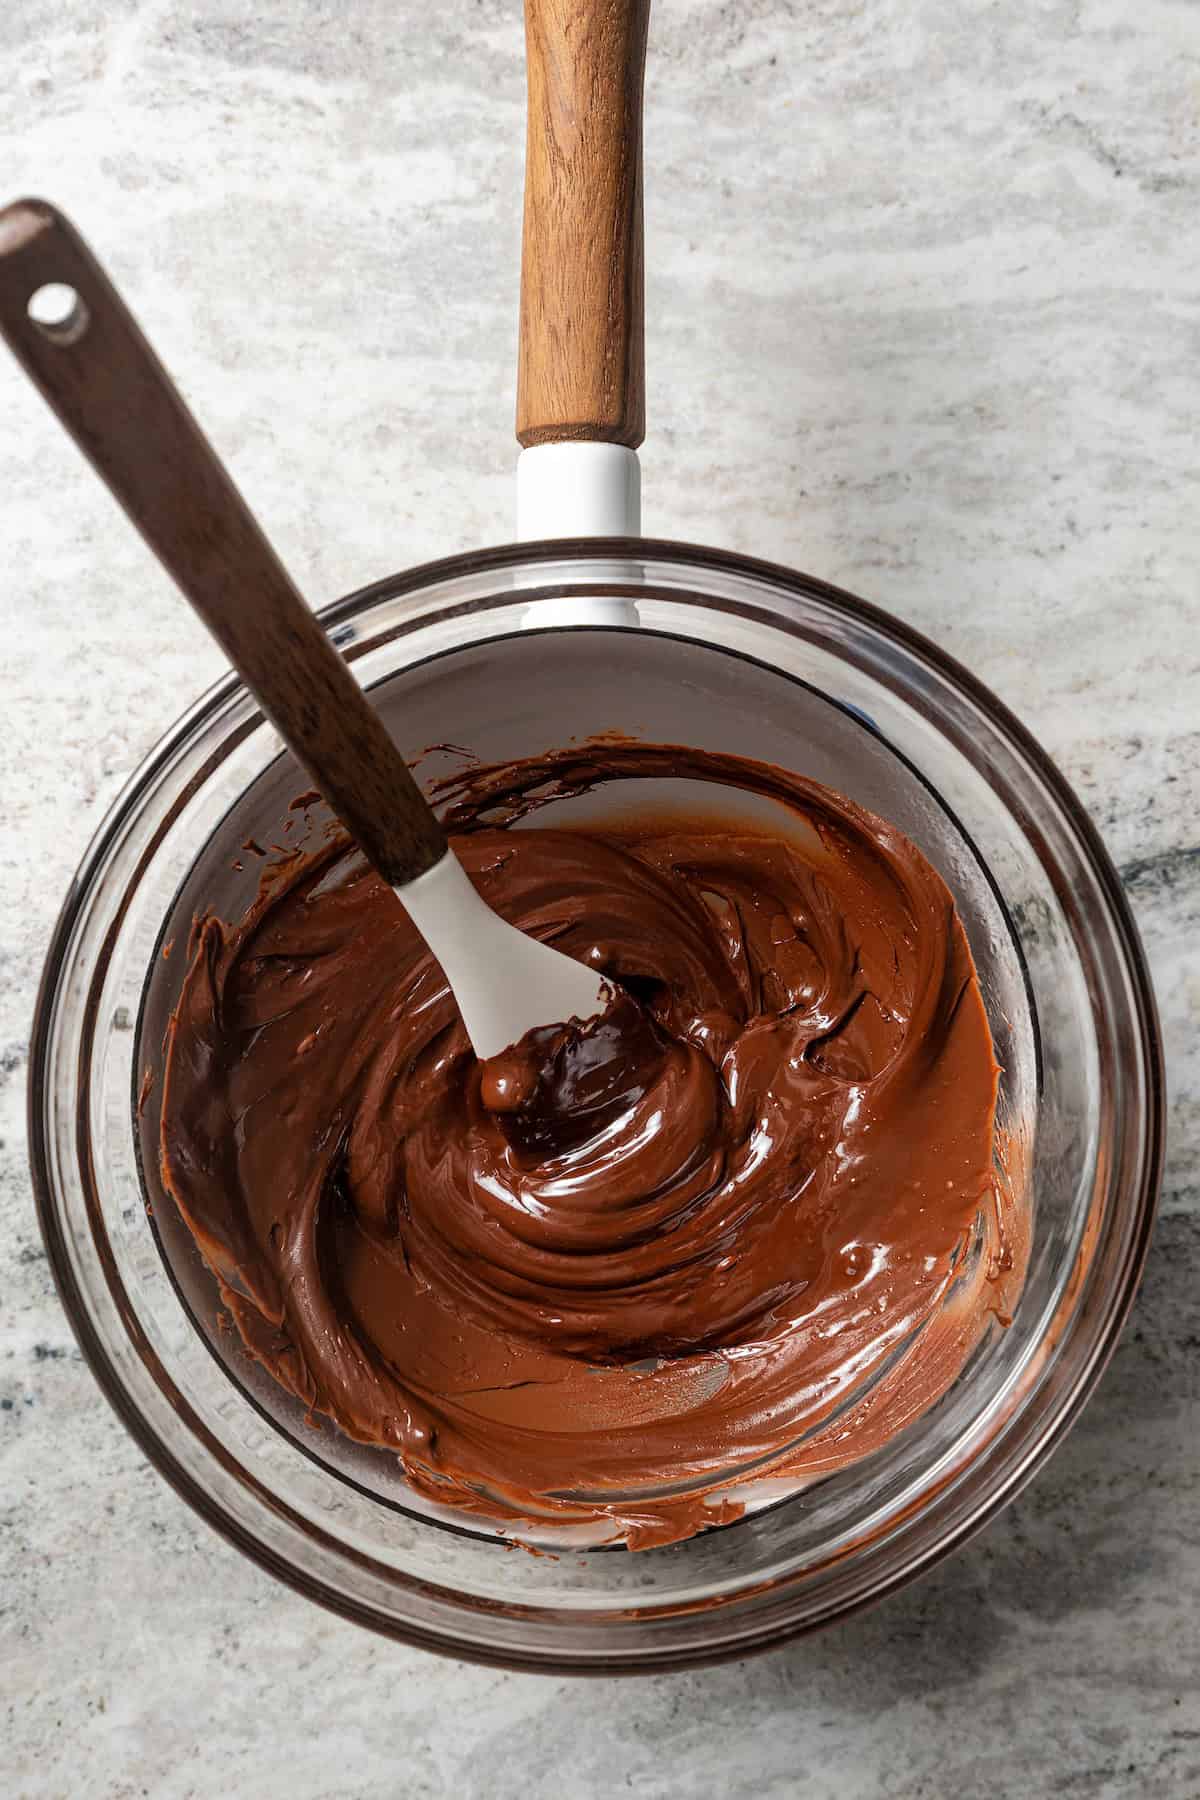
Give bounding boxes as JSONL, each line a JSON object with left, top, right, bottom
{"left": 399, "top": 853, "right": 608, "bottom": 1060}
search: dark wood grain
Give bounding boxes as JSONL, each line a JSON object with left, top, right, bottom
{"left": 516, "top": 0, "right": 650, "bottom": 449}
{"left": 0, "top": 199, "right": 446, "bottom": 890}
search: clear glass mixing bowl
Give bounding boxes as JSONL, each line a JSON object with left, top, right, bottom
{"left": 28, "top": 540, "right": 1162, "bottom": 1671}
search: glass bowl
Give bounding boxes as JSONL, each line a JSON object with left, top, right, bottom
{"left": 28, "top": 539, "right": 1163, "bottom": 1672}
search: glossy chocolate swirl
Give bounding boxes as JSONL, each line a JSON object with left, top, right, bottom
{"left": 159, "top": 743, "right": 1018, "bottom": 1548}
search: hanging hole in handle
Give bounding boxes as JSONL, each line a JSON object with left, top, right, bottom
{"left": 27, "top": 282, "right": 90, "bottom": 345}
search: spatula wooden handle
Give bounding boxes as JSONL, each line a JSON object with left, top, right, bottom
{"left": 516, "top": 0, "right": 650, "bottom": 450}
{"left": 0, "top": 199, "right": 447, "bottom": 888}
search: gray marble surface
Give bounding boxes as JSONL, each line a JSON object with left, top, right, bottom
{"left": 2, "top": 0, "right": 1197, "bottom": 1794}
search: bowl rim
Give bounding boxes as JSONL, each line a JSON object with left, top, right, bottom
{"left": 27, "top": 535, "right": 1165, "bottom": 1673}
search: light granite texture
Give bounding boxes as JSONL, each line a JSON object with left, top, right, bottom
{"left": 2, "top": 1, "right": 1198, "bottom": 1794}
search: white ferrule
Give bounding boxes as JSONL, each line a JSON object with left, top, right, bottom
{"left": 516, "top": 442, "right": 642, "bottom": 628}
{"left": 516, "top": 441, "right": 641, "bottom": 540}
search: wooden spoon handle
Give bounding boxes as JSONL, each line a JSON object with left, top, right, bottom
{"left": 516, "top": 0, "right": 650, "bottom": 450}
{"left": 0, "top": 199, "right": 446, "bottom": 889}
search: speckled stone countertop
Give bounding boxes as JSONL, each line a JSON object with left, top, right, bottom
{"left": 2, "top": 1, "right": 1197, "bottom": 1794}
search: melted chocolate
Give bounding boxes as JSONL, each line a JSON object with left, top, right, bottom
{"left": 159, "top": 743, "right": 1021, "bottom": 1547}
